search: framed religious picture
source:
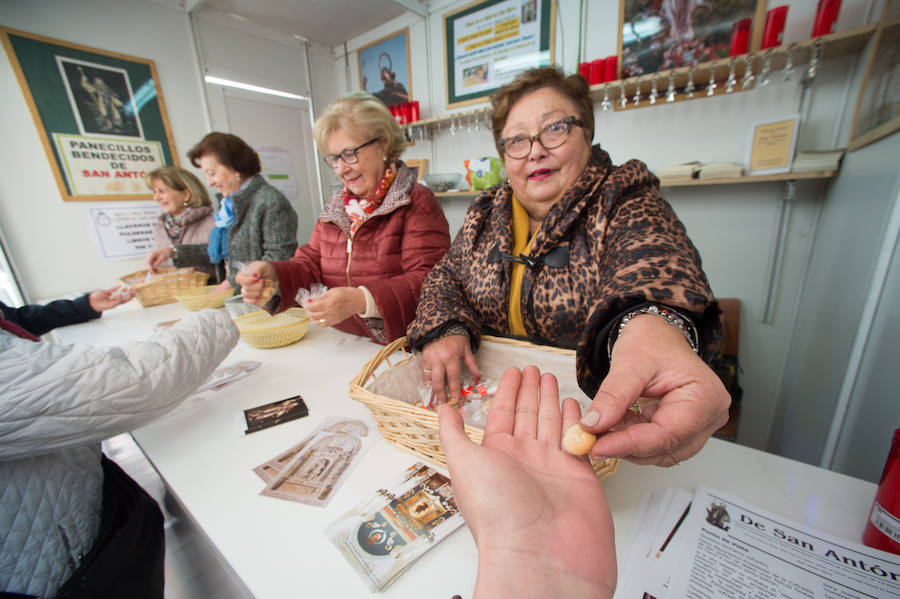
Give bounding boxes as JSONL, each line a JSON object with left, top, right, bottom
{"left": 847, "top": 6, "right": 900, "bottom": 152}
{"left": 358, "top": 28, "right": 412, "bottom": 107}
{"left": 618, "top": 0, "right": 764, "bottom": 79}
{"left": 444, "top": 0, "right": 556, "bottom": 108}
{"left": 0, "top": 27, "right": 177, "bottom": 201}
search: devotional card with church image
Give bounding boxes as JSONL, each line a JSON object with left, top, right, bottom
{"left": 325, "top": 462, "right": 464, "bottom": 591}
{"left": 258, "top": 417, "right": 373, "bottom": 507}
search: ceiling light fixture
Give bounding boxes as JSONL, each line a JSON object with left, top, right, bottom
{"left": 204, "top": 75, "right": 308, "bottom": 101}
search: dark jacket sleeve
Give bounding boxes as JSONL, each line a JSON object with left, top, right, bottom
{"left": 0, "top": 295, "right": 100, "bottom": 337}
{"left": 575, "top": 161, "right": 722, "bottom": 397}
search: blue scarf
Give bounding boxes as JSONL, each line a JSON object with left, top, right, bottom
{"left": 208, "top": 190, "right": 238, "bottom": 264}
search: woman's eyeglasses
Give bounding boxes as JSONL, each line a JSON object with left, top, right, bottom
{"left": 497, "top": 116, "right": 584, "bottom": 159}
{"left": 323, "top": 137, "right": 380, "bottom": 168}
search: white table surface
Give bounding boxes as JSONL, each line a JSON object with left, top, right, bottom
{"left": 52, "top": 300, "right": 878, "bottom": 598}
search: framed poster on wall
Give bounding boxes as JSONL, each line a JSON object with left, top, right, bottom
{"left": 618, "top": 0, "right": 763, "bottom": 79}
{"left": 444, "top": 0, "right": 555, "bottom": 109}
{"left": 358, "top": 28, "right": 412, "bottom": 107}
{"left": 0, "top": 27, "right": 178, "bottom": 201}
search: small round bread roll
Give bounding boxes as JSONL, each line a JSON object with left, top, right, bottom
{"left": 563, "top": 424, "right": 597, "bottom": 456}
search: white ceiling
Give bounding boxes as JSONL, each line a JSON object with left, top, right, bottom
{"left": 193, "top": 0, "right": 415, "bottom": 47}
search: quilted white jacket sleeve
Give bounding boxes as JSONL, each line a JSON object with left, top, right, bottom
{"left": 0, "top": 309, "right": 239, "bottom": 460}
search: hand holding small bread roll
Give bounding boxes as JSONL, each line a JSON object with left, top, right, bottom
{"left": 235, "top": 261, "right": 278, "bottom": 305}
{"left": 562, "top": 424, "right": 598, "bottom": 456}
{"left": 438, "top": 366, "right": 616, "bottom": 599}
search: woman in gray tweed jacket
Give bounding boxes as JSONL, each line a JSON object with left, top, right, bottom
{"left": 146, "top": 132, "right": 298, "bottom": 287}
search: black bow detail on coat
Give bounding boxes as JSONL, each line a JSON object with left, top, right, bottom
{"left": 487, "top": 244, "right": 570, "bottom": 268}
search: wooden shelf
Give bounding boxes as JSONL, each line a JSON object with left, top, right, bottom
{"left": 401, "top": 24, "right": 877, "bottom": 131}
{"left": 593, "top": 23, "right": 877, "bottom": 110}
{"left": 433, "top": 171, "right": 836, "bottom": 198}
{"left": 659, "top": 170, "right": 837, "bottom": 187}
{"left": 434, "top": 190, "right": 478, "bottom": 198}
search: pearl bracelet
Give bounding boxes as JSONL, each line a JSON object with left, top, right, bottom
{"left": 607, "top": 304, "right": 699, "bottom": 360}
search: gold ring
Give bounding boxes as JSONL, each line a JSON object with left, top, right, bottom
{"left": 319, "top": 319, "right": 326, "bottom": 325}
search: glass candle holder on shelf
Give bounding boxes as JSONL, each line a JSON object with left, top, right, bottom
{"left": 863, "top": 428, "right": 900, "bottom": 555}
{"left": 762, "top": 5, "right": 789, "bottom": 49}
{"left": 729, "top": 18, "right": 752, "bottom": 56}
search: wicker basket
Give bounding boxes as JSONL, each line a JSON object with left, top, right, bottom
{"left": 234, "top": 308, "right": 310, "bottom": 349}
{"left": 119, "top": 268, "right": 209, "bottom": 307}
{"left": 173, "top": 285, "right": 235, "bottom": 311}
{"left": 349, "top": 335, "right": 619, "bottom": 480}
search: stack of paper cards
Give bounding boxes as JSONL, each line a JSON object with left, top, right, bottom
{"left": 614, "top": 488, "right": 693, "bottom": 599}
{"left": 325, "top": 462, "right": 465, "bottom": 591}
{"left": 252, "top": 417, "right": 374, "bottom": 507}
{"left": 196, "top": 360, "right": 262, "bottom": 393}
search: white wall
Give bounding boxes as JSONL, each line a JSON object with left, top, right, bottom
{"left": 324, "top": 0, "right": 890, "bottom": 456}
{"left": 771, "top": 132, "right": 900, "bottom": 477}
{"left": 0, "top": 0, "right": 210, "bottom": 300}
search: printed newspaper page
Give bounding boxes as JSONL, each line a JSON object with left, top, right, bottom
{"left": 668, "top": 486, "right": 900, "bottom": 599}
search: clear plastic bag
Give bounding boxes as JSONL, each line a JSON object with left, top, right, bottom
{"left": 295, "top": 283, "right": 328, "bottom": 309}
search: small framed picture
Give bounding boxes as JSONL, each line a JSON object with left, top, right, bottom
{"left": 358, "top": 28, "right": 411, "bottom": 107}
{"left": 745, "top": 115, "right": 799, "bottom": 175}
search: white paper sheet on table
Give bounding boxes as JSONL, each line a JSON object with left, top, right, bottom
{"left": 617, "top": 485, "right": 900, "bottom": 599}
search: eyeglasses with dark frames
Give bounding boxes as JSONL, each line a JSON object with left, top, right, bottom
{"left": 497, "top": 116, "right": 585, "bottom": 159}
{"left": 323, "top": 137, "right": 381, "bottom": 168}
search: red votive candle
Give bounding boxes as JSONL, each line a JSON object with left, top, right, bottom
{"left": 863, "top": 429, "right": 900, "bottom": 554}
{"left": 409, "top": 100, "right": 420, "bottom": 122}
{"left": 604, "top": 55, "right": 618, "bottom": 82}
{"left": 812, "top": 0, "right": 842, "bottom": 37}
{"left": 589, "top": 58, "right": 605, "bottom": 84}
{"left": 729, "top": 18, "right": 752, "bottom": 56}
{"left": 578, "top": 61, "right": 591, "bottom": 81}
{"left": 762, "top": 6, "right": 789, "bottom": 49}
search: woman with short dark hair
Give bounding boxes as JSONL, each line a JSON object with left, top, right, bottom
{"left": 146, "top": 132, "right": 298, "bottom": 287}
{"left": 408, "top": 65, "right": 729, "bottom": 467}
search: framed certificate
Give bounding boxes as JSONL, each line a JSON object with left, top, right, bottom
{"left": 746, "top": 115, "right": 799, "bottom": 175}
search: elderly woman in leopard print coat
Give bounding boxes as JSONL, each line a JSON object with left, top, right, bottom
{"left": 407, "top": 66, "right": 729, "bottom": 467}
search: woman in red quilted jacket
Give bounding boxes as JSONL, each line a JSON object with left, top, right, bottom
{"left": 237, "top": 92, "right": 451, "bottom": 344}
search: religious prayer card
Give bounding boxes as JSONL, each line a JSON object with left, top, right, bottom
{"left": 325, "top": 462, "right": 465, "bottom": 591}
{"left": 239, "top": 394, "right": 308, "bottom": 434}
{"left": 257, "top": 417, "right": 374, "bottom": 506}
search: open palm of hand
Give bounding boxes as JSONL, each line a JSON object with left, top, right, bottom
{"left": 439, "top": 366, "right": 616, "bottom": 597}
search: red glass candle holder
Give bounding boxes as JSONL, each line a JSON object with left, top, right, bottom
{"left": 729, "top": 18, "right": 752, "bottom": 56}
{"left": 603, "top": 55, "right": 618, "bottom": 82}
{"left": 578, "top": 61, "right": 591, "bottom": 81}
{"left": 589, "top": 58, "right": 605, "bottom": 85}
{"left": 812, "top": 0, "right": 842, "bottom": 37}
{"left": 408, "top": 100, "right": 420, "bottom": 122}
{"left": 762, "top": 6, "right": 789, "bottom": 49}
{"left": 863, "top": 429, "right": 900, "bottom": 554}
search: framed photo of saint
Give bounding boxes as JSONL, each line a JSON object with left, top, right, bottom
{"left": 358, "top": 28, "right": 412, "bottom": 107}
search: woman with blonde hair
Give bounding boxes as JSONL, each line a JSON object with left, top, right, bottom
{"left": 147, "top": 166, "right": 215, "bottom": 275}
{"left": 237, "top": 91, "right": 450, "bottom": 344}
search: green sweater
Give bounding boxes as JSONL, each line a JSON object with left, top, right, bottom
{"left": 175, "top": 175, "right": 298, "bottom": 287}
